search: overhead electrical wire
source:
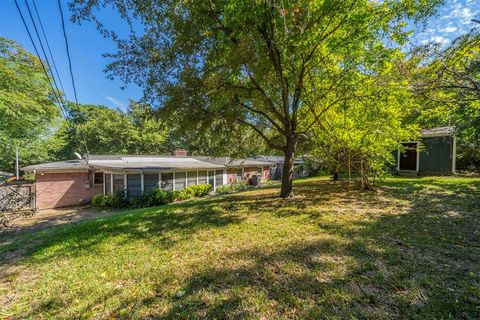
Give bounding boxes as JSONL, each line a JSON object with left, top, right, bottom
{"left": 31, "top": 0, "right": 67, "bottom": 97}
{"left": 57, "top": 0, "right": 79, "bottom": 107}
{"left": 23, "top": 0, "right": 69, "bottom": 114}
{"left": 14, "top": 0, "right": 90, "bottom": 156}
{"left": 13, "top": 0, "right": 66, "bottom": 118}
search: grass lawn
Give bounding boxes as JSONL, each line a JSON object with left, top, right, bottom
{"left": 1, "top": 176, "right": 479, "bottom": 319}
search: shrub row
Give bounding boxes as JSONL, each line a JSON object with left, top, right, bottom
{"left": 215, "top": 181, "right": 249, "bottom": 194}
{"left": 92, "top": 184, "right": 212, "bottom": 208}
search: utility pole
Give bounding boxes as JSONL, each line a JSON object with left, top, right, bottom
{"left": 15, "top": 144, "right": 20, "bottom": 180}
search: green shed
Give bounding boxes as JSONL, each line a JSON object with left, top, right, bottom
{"left": 396, "top": 127, "right": 456, "bottom": 176}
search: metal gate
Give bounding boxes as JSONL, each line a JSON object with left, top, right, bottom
{"left": 0, "top": 184, "right": 35, "bottom": 227}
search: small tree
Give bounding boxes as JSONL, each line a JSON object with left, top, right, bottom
{"left": 306, "top": 60, "right": 418, "bottom": 189}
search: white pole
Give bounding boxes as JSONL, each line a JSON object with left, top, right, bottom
{"left": 15, "top": 144, "right": 20, "bottom": 180}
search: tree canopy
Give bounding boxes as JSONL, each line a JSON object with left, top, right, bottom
{"left": 0, "top": 37, "right": 59, "bottom": 173}
{"left": 71, "top": 0, "right": 442, "bottom": 196}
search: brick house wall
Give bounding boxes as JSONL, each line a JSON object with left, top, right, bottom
{"left": 35, "top": 172, "right": 103, "bottom": 210}
{"left": 227, "top": 168, "right": 237, "bottom": 183}
{"left": 228, "top": 166, "right": 270, "bottom": 184}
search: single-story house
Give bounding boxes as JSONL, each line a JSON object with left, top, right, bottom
{"left": 22, "top": 152, "right": 273, "bottom": 210}
{"left": 395, "top": 126, "right": 456, "bottom": 176}
{"left": 250, "top": 156, "right": 311, "bottom": 180}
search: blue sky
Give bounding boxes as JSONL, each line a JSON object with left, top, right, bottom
{"left": 1, "top": 0, "right": 479, "bottom": 110}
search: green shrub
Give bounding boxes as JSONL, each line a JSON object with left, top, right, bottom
{"left": 215, "top": 184, "right": 231, "bottom": 194}
{"left": 93, "top": 184, "right": 211, "bottom": 208}
{"left": 216, "top": 181, "right": 248, "bottom": 194}
{"left": 189, "top": 184, "right": 212, "bottom": 197}
{"left": 152, "top": 189, "right": 175, "bottom": 205}
{"left": 92, "top": 194, "right": 104, "bottom": 207}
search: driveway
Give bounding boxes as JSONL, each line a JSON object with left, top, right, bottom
{"left": 1, "top": 206, "right": 116, "bottom": 234}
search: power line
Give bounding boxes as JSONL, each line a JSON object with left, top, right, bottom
{"left": 15, "top": 0, "right": 90, "bottom": 157}
{"left": 57, "top": 0, "right": 79, "bottom": 106}
{"left": 24, "top": 0, "right": 69, "bottom": 113}
{"left": 56, "top": 0, "right": 90, "bottom": 157}
{"left": 31, "top": 0, "right": 67, "bottom": 97}
{"left": 13, "top": 0, "right": 66, "bottom": 118}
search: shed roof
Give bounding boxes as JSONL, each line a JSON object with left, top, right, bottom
{"left": 420, "top": 126, "right": 455, "bottom": 137}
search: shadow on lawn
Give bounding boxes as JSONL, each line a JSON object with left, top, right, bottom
{"left": 143, "top": 178, "right": 479, "bottom": 319}
{"left": 0, "top": 198, "right": 245, "bottom": 264}
{"left": 6, "top": 178, "right": 480, "bottom": 319}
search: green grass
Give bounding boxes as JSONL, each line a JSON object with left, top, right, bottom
{"left": 1, "top": 176, "right": 479, "bottom": 319}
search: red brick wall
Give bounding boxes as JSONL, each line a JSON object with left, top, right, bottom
{"left": 35, "top": 172, "right": 103, "bottom": 210}
{"left": 227, "top": 168, "right": 237, "bottom": 183}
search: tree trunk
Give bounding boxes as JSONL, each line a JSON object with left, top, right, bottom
{"left": 280, "top": 138, "right": 295, "bottom": 198}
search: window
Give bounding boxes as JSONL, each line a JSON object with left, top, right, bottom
{"left": 113, "top": 174, "right": 125, "bottom": 194}
{"left": 175, "top": 172, "right": 186, "bottom": 190}
{"left": 215, "top": 170, "right": 224, "bottom": 187}
{"left": 144, "top": 174, "right": 159, "bottom": 192}
{"left": 127, "top": 174, "right": 142, "bottom": 198}
{"left": 105, "top": 174, "right": 111, "bottom": 194}
{"left": 208, "top": 170, "right": 215, "bottom": 187}
{"left": 236, "top": 168, "right": 243, "bottom": 181}
{"left": 198, "top": 171, "right": 207, "bottom": 185}
{"left": 161, "top": 173, "right": 173, "bottom": 190}
{"left": 94, "top": 172, "right": 103, "bottom": 185}
{"left": 187, "top": 172, "right": 197, "bottom": 187}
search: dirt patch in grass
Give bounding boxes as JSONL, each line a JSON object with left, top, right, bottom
{"left": 0, "top": 176, "right": 479, "bottom": 319}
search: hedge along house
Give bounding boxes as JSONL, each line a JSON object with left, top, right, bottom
{"left": 396, "top": 126, "right": 456, "bottom": 176}
{"left": 22, "top": 154, "right": 273, "bottom": 210}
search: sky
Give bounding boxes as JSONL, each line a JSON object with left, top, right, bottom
{"left": 0, "top": 0, "right": 479, "bottom": 110}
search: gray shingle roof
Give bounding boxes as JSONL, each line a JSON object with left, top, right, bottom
{"left": 22, "top": 155, "right": 271, "bottom": 172}
{"left": 420, "top": 126, "right": 455, "bottom": 137}
{"left": 22, "top": 160, "right": 88, "bottom": 171}
{"left": 194, "top": 157, "right": 272, "bottom": 167}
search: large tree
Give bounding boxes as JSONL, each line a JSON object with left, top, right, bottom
{"left": 0, "top": 37, "right": 59, "bottom": 173}
{"left": 54, "top": 102, "right": 170, "bottom": 158}
{"left": 71, "top": 0, "right": 441, "bottom": 197}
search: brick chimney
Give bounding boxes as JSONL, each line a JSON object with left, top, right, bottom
{"left": 174, "top": 149, "right": 188, "bottom": 157}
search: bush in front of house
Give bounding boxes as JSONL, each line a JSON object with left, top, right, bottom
{"left": 173, "top": 184, "right": 211, "bottom": 201}
{"left": 216, "top": 181, "right": 248, "bottom": 194}
{"left": 92, "top": 184, "right": 212, "bottom": 208}
{"left": 92, "top": 192, "right": 130, "bottom": 208}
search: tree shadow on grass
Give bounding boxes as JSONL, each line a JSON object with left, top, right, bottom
{"left": 0, "top": 197, "right": 245, "bottom": 265}
{"left": 4, "top": 178, "right": 480, "bottom": 319}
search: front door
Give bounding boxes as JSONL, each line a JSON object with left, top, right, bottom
{"left": 399, "top": 143, "right": 417, "bottom": 171}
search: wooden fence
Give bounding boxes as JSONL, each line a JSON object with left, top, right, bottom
{"left": 0, "top": 184, "right": 35, "bottom": 227}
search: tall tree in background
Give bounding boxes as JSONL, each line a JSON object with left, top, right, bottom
{"left": 71, "top": 0, "right": 441, "bottom": 197}
{"left": 412, "top": 27, "right": 480, "bottom": 170}
{"left": 55, "top": 102, "right": 170, "bottom": 158}
{"left": 0, "top": 37, "right": 59, "bottom": 172}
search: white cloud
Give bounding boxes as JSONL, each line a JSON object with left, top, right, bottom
{"left": 101, "top": 93, "right": 126, "bottom": 109}
{"left": 440, "top": 26, "right": 458, "bottom": 33}
{"left": 430, "top": 35, "right": 449, "bottom": 45}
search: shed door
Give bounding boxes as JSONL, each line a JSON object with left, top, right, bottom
{"left": 399, "top": 143, "right": 417, "bottom": 171}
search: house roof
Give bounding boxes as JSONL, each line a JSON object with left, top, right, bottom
{"left": 195, "top": 157, "right": 273, "bottom": 167}
{"left": 89, "top": 157, "right": 222, "bottom": 171}
{"left": 22, "top": 160, "right": 89, "bottom": 171}
{"left": 420, "top": 126, "right": 455, "bottom": 138}
{"left": 22, "top": 155, "right": 272, "bottom": 172}
{"left": 251, "top": 155, "right": 306, "bottom": 164}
